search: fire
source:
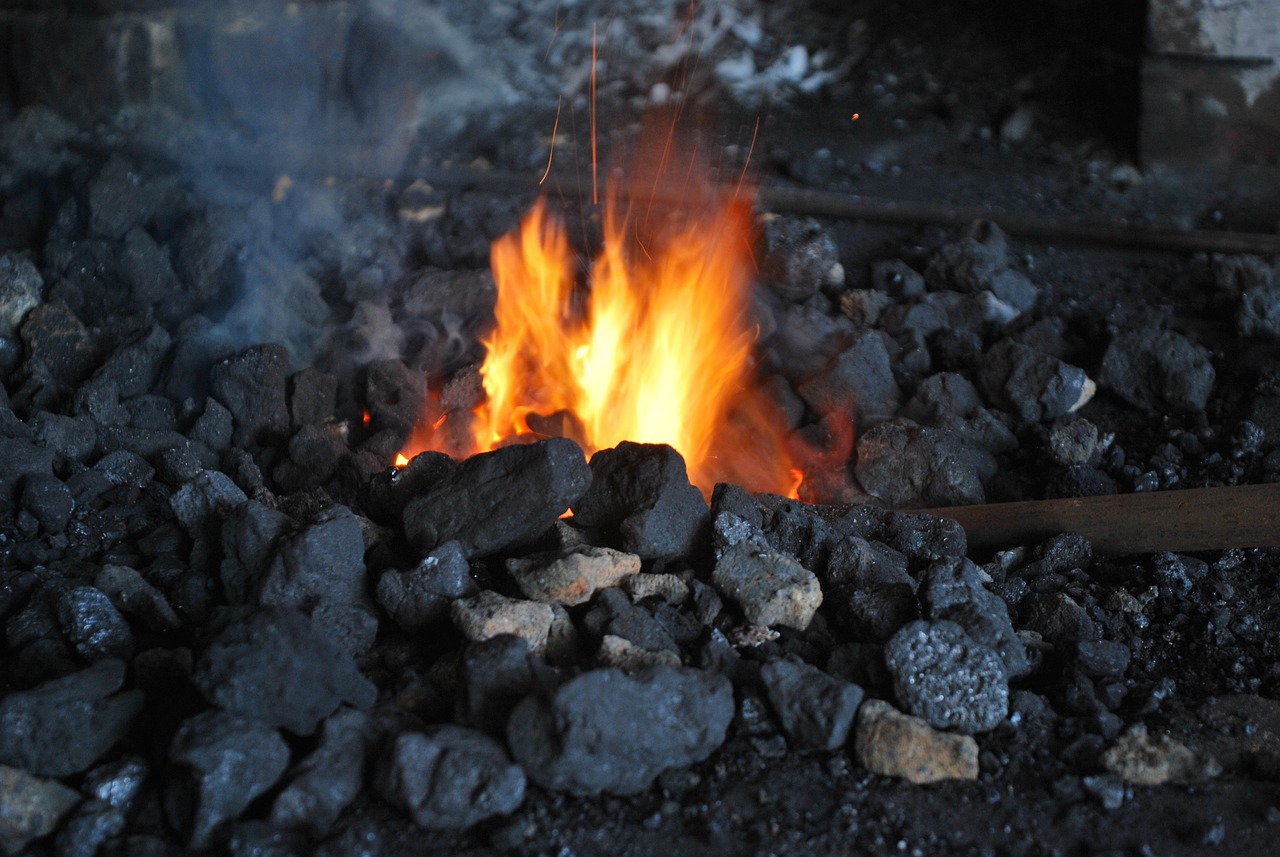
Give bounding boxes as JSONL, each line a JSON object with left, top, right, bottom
{"left": 400, "top": 149, "right": 799, "bottom": 498}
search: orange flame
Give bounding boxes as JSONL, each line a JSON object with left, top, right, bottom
{"left": 401, "top": 143, "right": 800, "bottom": 498}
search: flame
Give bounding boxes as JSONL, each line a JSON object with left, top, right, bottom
{"left": 400, "top": 145, "right": 800, "bottom": 497}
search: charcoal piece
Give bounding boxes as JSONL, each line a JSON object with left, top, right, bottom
{"left": 403, "top": 437, "right": 591, "bottom": 559}
{"left": 158, "top": 444, "right": 205, "bottom": 485}
{"left": 94, "top": 564, "right": 181, "bottom": 632}
{"left": 124, "top": 394, "right": 175, "bottom": 432}
{"left": 29, "top": 412, "right": 96, "bottom": 463}
{"left": 93, "top": 324, "right": 171, "bottom": 399}
{"left": 55, "top": 585, "right": 134, "bottom": 662}
{"left": 20, "top": 301, "right": 99, "bottom": 386}
{"left": 1018, "top": 592, "right": 1096, "bottom": 646}
{"left": 871, "top": 258, "right": 926, "bottom": 299}
{"left": 216, "top": 501, "right": 290, "bottom": 605}
{"left": 257, "top": 505, "right": 376, "bottom": 654}
{"left": 1151, "top": 552, "right": 1209, "bottom": 597}
{"left": 712, "top": 541, "right": 823, "bottom": 630}
{"left": 210, "top": 344, "right": 291, "bottom": 447}
{"left": 168, "top": 710, "right": 290, "bottom": 850}
{"left": 571, "top": 442, "right": 708, "bottom": 562}
{"left": 924, "top": 220, "right": 1038, "bottom": 312}
{"left": 363, "top": 450, "right": 456, "bottom": 523}
{"left": 365, "top": 358, "right": 426, "bottom": 438}
{"left": 884, "top": 619, "right": 1008, "bottom": 734}
{"left": 118, "top": 226, "right": 181, "bottom": 305}
{"left": 192, "top": 607, "right": 376, "bottom": 736}
{"left": 760, "top": 216, "right": 839, "bottom": 302}
{"left": 269, "top": 708, "right": 373, "bottom": 838}
{"left": 275, "top": 424, "right": 347, "bottom": 489}
{"left": 760, "top": 658, "right": 865, "bottom": 751}
{"left": 288, "top": 368, "right": 337, "bottom": 427}
{"left": 0, "top": 251, "right": 42, "bottom": 337}
{"left": 376, "top": 540, "right": 476, "bottom": 633}
{"left": 920, "top": 557, "right": 1029, "bottom": 679}
{"left": 456, "top": 635, "right": 557, "bottom": 735}
{"left": 169, "top": 470, "right": 248, "bottom": 541}
{"left": 582, "top": 588, "right": 678, "bottom": 654}
{"left": 830, "top": 582, "right": 919, "bottom": 643}
{"left": 880, "top": 298, "right": 950, "bottom": 340}
{"left": 978, "top": 339, "right": 1094, "bottom": 423}
{"left": 797, "top": 330, "right": 901, "bottom": 428}
{"left": 1097, "top": 326, "right": 1215, "bottom": 413}
{"left": 1238, "top": 286, "right": 1280, "bottom": 340}
{"left": 0, "top": 659, "right": 144, "bottom": 777}
{"left": 826, "top": 536, "right": 912, "bottom": 588}
{"left": 0, "top": 764, "right": 81, "bottom": 855}
{"left": 376, "top": 726, "right": 525, "bottom": 830}
{"left": 20, "top": 473, "right": 73, "bottom": 534}
{"left": 854, "top": 422, "right": 995, "bottom": 507}
{"left": 507, "top": 666, "right": 733, "bottom": 796}
{"left": 1074, "top": 640, "right": 1131, "bottom": 678}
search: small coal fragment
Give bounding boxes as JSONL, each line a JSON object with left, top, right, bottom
{"left": 192, "top": 607, "right": 376, "bottom": 736}
{"left": 376, "top": 726, "right": 525, "bottom": 830}
{"left": 1151, "top": 551, "right": 1209, "bottom": 597}
{"left": 209, "top": 343, "right": 292, "bottom": 447}
{"left": 168, "top": 710, "right": 290, "bottom": 850}
{"left": 977, "top": 339, "right": 1094, "bottom": 423}
{"left": 55, "top": 585, "right": 135, "bottom": 662}
{"left": 507, "top": 666, "right": 733, "bottom": 796}
{"left": 797, "top": 329, "right": 901, "bottom": 429}
{"left": 884, "top": 620, "right": 1008, "bottom": 734}
{"left": 269, "top": 708, "right": 374, "bottom": 839}
{"left": 830, "top": 582, "right": 919, "bottom": 643}
{"left": 21, "top": 301, "right": 100, "bottom": 389}
{"left": 456, "top": 635, "right": 557, "bottom": 735}
{"left": 452, "top": 591, "right": 556, "bottom": 653}
{"left": 19, "top": 473, "right": 74, "bottom": 534}
{"left": 853, "top": 699, "right": 979, "bottom": 783}
{"left": 871, "top": 258, "right": 927, "bottom": 300}
{"left": 1102, "top": 724, "right": 1221, "bottom": 785}
{"left": 1097, "top": 325, "right": 1215, "bottom": 413}
{"left": 275, "top": 423, "right": 347, "bottom": 490}
{"left": 0, "top": 659, "right": 144, "bottom": 777}
{"left": 582, "top": 587, "right": 679, "bottom": 655}
{"left": 924, "top": 220, "right": 1038, "bottom": 312}
{"left": 712, "top": 541, "right": 823, "bottom": 630}
{"left": 826, "top": 536, "right": 911, "bottom": 588}
{"left": 920, "top": 557, "right": 1029, "bottom": 678}
{"left": 0, "top": 764, "right": 81, "bottom": 855}
{"left": 169, "top": 470, "right": 248, "bottom": 542}
{"left": 760, "top": 216, "right": 841, "bottom": 302}
{"left": 1019, "top": 591, "right": 1095, "bottom": 645}
{"left": 94, "top": 324, "right": 172, "bottom": 400}
{"left": 760, "top": 657, "right": 865, "bottom": 751}
{"left": 376, "top": 540, "right": 476, "bottom": 633}
{"left": 85, "top": 155, "right": 155, "bottom": 240}
{"left": 404, "top": 437, "right": 591, "bottom": 558}
{"left": 571, "top": 442, "right": 708, "bottom": 561}
{"left": 118, "top": 226, "right": 181, "bottom": 306}
{"left": 901, "top": 371, "right": 1017, "bottom": 455}
{"left": 854, "top": 421, "right": 995, "bottom": 507}
{"left": 506, "top": 546, "right": 641, "bottom": 606}
{"left": 54, "top": 796, "right": 128, "bottom": 857}
{"left": 1238, "top": 285, "right": 1280, "bottom": 340}
{"left": 1074, "top": 639, "right": 1131, "bottom": 678}
{"left": 0, "top": 252, "right": 42, "bottom": 337}
{"left": 219, "top": 500, "right": 292, "bottom": 604}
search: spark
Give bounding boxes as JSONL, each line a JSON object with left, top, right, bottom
{"left": 851, "top": 112, "right": 860, "bottom": 121}
{"left": 735, "top": 115, "right": 760, "bottom": 199}
{"left": 540, "top": 97, "right": 563, "bottom": 185}
{"left": 544, "top": 4, "right": 561, "bottom": 62}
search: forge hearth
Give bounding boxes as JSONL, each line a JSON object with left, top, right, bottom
{"left": 2, "top": 1, "right": 1280, "bottom": 856}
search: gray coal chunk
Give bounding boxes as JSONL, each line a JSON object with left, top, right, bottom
{"left": 54, "top": 585, "right": 135, "bottom": 662}
{"left": 924, "top": 220, "right": 1038, "bottom": 312}
{"left": 0, "top": 659, "right": 144, "bottom": 777}
{"left": 86, "top": 155, "right": 156, "bottom": 240}
{"left": 1151, "top": 551, "right": 1209, "bottom": 597}
{"left": 871, "top": 258, "right": 927, "bottom": 299}
{"left": 376, "top": 726, "right": 525, "bottom": 830}
{"left": 760, "top": 216, "right": 839, "bottom": 302}
{"left": 30, "top": 412, "right": 97, "bottom": 464}
{"left": 119, "top": 226, "right": 182, "bottom": 306}
{"left": 902, "top": 371, "right": 1018, "bottom": 455}
{"left": 53, "top": 796, "right": 127, "bottom": 857}
{"left": 93, "top": 324, "right": 171, "bottom": 399}
{"left": 712, "top": 541, "right": 823, "bottom": 630}
{"left": 190, "top": 398, "right": 233, "bottom": 453}
{"left": 0, "top": 252, "right": 42, "bottom": 337}
{"left": 827, "top": 505, "right": 968, "bottom": 564}
{"left": 20, "top": 473, "right": 74, "bottom": 534}
{"left": 0, "top": 764, "right": 81, "bottom": 855}
{"left": 920, "top": 557, "right": 1029, "bottom": 678}
{"left": 288, "top": 367, "right": 337, "bottom": 427}
{"left": 365, "top": 358, "right": 426, "bottom": 437}
{"left": 169, "top": 710, "right": 290, "bottom": 850}
{"left": 192, "top": 607, "right": 376, "bottom": 736}
{"left": 1097, "top": 325, "right": 1215, "bottom": 413}
{"left": 507, "top": 666, "right": 733, "bottom": 796}
{"left": 20, "top": 301, "right": 100, "bottom": 387}
{"left": 0, "top": 431, "right": 54, "bottom": 505}
{"left": 582, "top": 587, "right": 678, "bottom": 654}
{"left": 1019, "top": 592, "right": 1096, "bottom": 646}
{"left": 1074, "top": 639, "right": 1131, "bottom": 678}
{"left": 978, "top": 339, "right": 1093, "bottom": 423}
{"left": 829, "top": 582, "right": 919, "bottom": 643}
{"left": 219, "top": 500, "right": 292, "bottom": 605}
{"left": 456, "top": 635, "right": 557, "bottom": 736}
{"left": 1238, "top": 285, "right": 1280, "bottom": 340}
{"left": 797, "top": 330, "right": 901, "bottom": 429}
{"left": 826, "top": 536, "right": 912, "bottom": 588}
{"left": 884, "top": 620, "right": 1009, "bottom": 734}
{"left": 209, "top": 343, "right": 291, "bottom": 447}
{"left": 376, "top": 540, "right": 476, "bottom": 633}
{"left": 269, "top": 708, "right": 374, "bottom": 839}
{"left": 404, "top": 437, "right": 591, "bottom": 558}
{"left": 169, "top": 470, "right": 248, "bottom": 541}
{"left": 761, "top": 657, "right": 865, "bottom": 751}
{"left": 855, "top": 422, "right": 995, "bottom": 507}
{"left": 572, "top": 442, "right": 709, "bottom": 561}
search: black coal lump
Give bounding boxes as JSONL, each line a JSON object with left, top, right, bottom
{"left": 571, "top": 441, "right": 709, "bottom": 562}
{"left": 0, "top": 659, "right": 144, "bottom": 777}
{"left": 1018, "top": 591, "right": 1096, "bottom": 646}
{"left": 118, "top": 226, "right": 181, "bottom": 306}
{"left": 54, "top": 585, "right": 135, "bottom": 662}
{"left": 455, "top": 635, "right": 558, "bottom": 736}
{"left": 1150, "top": 551, "right": 1210, "bottom": 597}
{"left": 884, "top": 619, "right": 1008, "bottom": 734}
{"left": 19, "top": 301, "right": 100, "bottom": 388}
{"left": 191, "top": 607, "right": 376, "bottom": 736}
{"left": 760, "top": 657, "right": 865, "bottom": 751}
{"left": 209, "top": 343, "right": 291, "bottom": 447}
{"left": 403, "top": 437, "right": 592, "bottom": 559}
{"left": 826, "top": 536, "right": 911, "bottom": 589}
{"left": 582, "top": 587, "right": 679, "bottom": 655}
{"left": 796, "top": 329, "right": 902, "bottom": 429}
{"left": 268, "top": 707, "right": 374, "bottom": 839}
{"left": 920, "top": 557, "right": 1029, "bottom": 679}
{"left": 364, "top": 357, "right": 426, "bottom": 438}
{"left": 1097, "top": 325, "right": 1215, "bottom": 413}
{"left": 375, "top": 726, "right": 526, "bottom": 830}
{"left": 93, "top": 323, "right": 172, "bottom": 399}
{"left": 829, "top": 582, "right": 918, "bottom": 643}
{"left": 219, "top": 500, "right": 293, "bottom": 604}
{"left": 288, "top": 367, "right": 338, "bottom": 427}
{"left": 376, "top": 540, "right": 476, "bottom": 633}
{"left": 507, "top": 665, "right": 734, "bottom": 796}
{"left": 854, "top": 422, "right": 995, "bottom": 507}
{"left": 978, "top": 339, "right": 1093, "bottom": 423}
{"left": 168, "top": 710, "right": 290, "bottom": 850}
{"left": 20, "top": 473, "right": 74, "bottom": 534}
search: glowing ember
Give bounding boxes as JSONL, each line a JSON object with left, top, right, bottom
{"left": 400, "top": 156, "right": 799, "bottom": 498}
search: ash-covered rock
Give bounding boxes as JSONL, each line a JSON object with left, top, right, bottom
{"left": 506, "top": 545, "right": 641, "bottom": 605}
{"left": 712, "top": 541, "right": 823, "bottom": 630}
{"left": 1097, "top": 325, "right": 1215, "bottom": 413}
{"left": 854, "top": 699, "right": 979, "bottom": 783}
{"left": 978, "top": 339, "right": 1094, "bottom": 424}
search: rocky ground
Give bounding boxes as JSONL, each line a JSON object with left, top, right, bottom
{"left": 2, "top": 1, "right": 1280, "bottom": 856}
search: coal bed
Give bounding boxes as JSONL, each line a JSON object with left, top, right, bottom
{"left": 1, "top": 1, "right": 1280, "bottom": 856}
